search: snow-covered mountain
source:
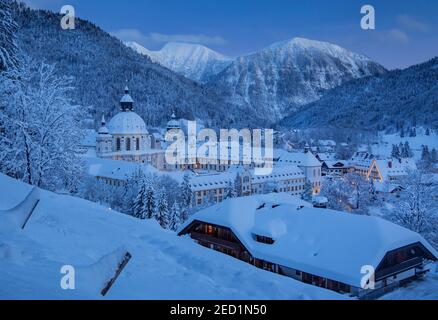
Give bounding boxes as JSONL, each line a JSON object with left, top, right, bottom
{"left": 126, "top": 41, "right": 232, "bottom": 83}
{"left": 280, "top": 57, "right": 438, "bottom": 130}
{"left": 209, "top": 38, "right": 387, "bottom": 123}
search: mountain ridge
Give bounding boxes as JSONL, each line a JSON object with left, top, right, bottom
{"left": 279, "top": 57, "right": 438, "bottom": 130}
{"left": 207, "top": 37, "right": 387, "bottom": 123}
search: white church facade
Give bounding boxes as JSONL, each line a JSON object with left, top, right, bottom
{"left": 96, "top": 87, "right": 167, "bottom": 170}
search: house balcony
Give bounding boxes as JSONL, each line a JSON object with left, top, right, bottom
{"left": 375, "top": 257, "right": 424, "bottom": 281}
{"left": 190, "top": 232, "right": 242, "bottom": 251}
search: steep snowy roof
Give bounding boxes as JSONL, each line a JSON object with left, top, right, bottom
{"left": 350, "top": 152, "right": 375, "bottom": 168}
{"left": 182, "top": 194, "right": 438, "bottom": 288}
{"left": 274, "top": 149, "right": 321, "bottom": 167}
{"left": 108, "top": 111, "right": 148, "bottom": 135}
{"left": 375, "top": 159, "right": 417, "bottom": 180}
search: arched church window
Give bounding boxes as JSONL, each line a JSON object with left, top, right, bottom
{"left": 116, "top": 138, "right": 121, "bottom": 151}
{"left": 126, "top": 138, "right": 131, "bottom": 151}
{"left": 136, "top": 138, "right": 140, "bottom": 151}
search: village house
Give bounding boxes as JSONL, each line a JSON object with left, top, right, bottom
{"left": 179, "top": 194, "right": 438, "bottom": 299}
{"left": 190, "top": 166, "right": 307, "bottom": 207}
{"left": 321, "top": 160, "right": 353, "bottom": 176}
{"left": 367, "top": 158, "right": 417, "bottom": 182}
{"left": 349, "top": 151, "right": 375, "bottom": 179}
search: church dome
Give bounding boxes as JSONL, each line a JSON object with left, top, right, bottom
{"left": 108, "top": 111, "right": 148, "bottom": 135}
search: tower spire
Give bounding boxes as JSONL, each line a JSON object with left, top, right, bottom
{"left": 120, "top": 86, "right": 134, "bottom": 111}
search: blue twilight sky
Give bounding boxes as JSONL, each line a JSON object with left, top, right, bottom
{"left": 23, "top": 0, "right": 438, "bottom": 69}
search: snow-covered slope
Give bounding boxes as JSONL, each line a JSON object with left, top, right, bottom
{"left": 369, "top": 129, "right": 438, "bottom": 160}
{"left": 126, "top": 42, "right": 232, "bottom": 83}
{"left": 0, "top": 174, "right": 341, "bottom": 300}
{"left": 209, "top": 38, "right": 386, "bottom": 123}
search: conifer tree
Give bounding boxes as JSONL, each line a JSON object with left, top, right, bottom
{"left": 155, "top": 189, "right": 170, "bottom": 229}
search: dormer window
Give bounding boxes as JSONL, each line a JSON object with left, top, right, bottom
{"left": 254, "top": 234, "right": 275, "bottom": 245}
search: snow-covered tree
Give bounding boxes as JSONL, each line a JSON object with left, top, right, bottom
{"left": 119, "top": 167, "right": 144, "bottom": 215}
{"left": 400, "top": 127, "right": 405, "bottom": 138}
{"left": 430, "top": 149, "right": 438, "bottom": 164}
{"left": 401, "top": 142, "right": 413, "bottom": 158}
{"left": 391, "top": 144, "right": 401, "bottom": 159}
{"left": 322, "top": 173, "right": 375, "bottom": 214}
{"left": 301, "top": 180, "right": 313, "bottom": 202}
{"left": 421, "top": 145, "right": 430, "bottom": 161}
{"left": 179, "top": 174, "right": 193, "bottom": 209}
{"left": 389, "top": 171, "right": 438, "bottom": 248}
{"left": 133, "top": 177, "right": 148, "bottom": 220}
{"left": 419, "top": 145, "right": 433, "bottom": 171}
{"left": 155, "top": 189, "right": 170, "bottom": 229}
{"left": 0, "top": 57, "right": 86, "bottom": 192}
{"left": 169, "top": 202, "right": 183, "bottom": 231}
{"left": 0, "top": 0, "right": 18, "bottom": 72}
{"left": 234, "top": 174, "right": 242, "bottom": 197}
{"left": 321, "top": 178, "right": 347, "bottom": 211}
{"left": 224, "top": 180, "right": 235, "bottom": 200}
{"left": 144, "top": 184, "right": 156, "bottom": 220}
{"left": 344, "top": 173, "right": 373, "bottom": 214}
{"left": 410, "top": 127, "right": 417, "bottom": 137}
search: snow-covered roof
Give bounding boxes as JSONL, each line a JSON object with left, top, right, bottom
{"left": 98, "top": 126, "right": 110, "bottom": 135}
{"left": 108, "top": 111, "right": 148, "bottom": 135}
{"left": 375, "top": 159, "right": 417, "bottom": 180}
{"left": 274, "top": 149, "right": 321, "bottom": 167}
{"left": 316, "top": 153, "right": 336, "bottom": 162}
{"left": 374, "top": 182, "right": 403, "bottom": 193}
{"left": 182, "top": 194, "right": 438, "bottom": 288}
{"left": 188, "top": 166, "right": 305, "bottom": 192}
{"left": 350, "top": 152, "right": 375, "bottom": 168}
{"left": 85, "top": 157, "right": 160, "bottom": 181}
{"left": 324, "top": 160, "right": 351, "bottom": 169}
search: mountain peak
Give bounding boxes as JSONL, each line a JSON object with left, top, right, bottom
{"left": 268, "top": 37, "right": 361, "bottom": 57}
{"left": 160, "top": 42, "right": 230, "bottom": 61}
{"left": 126, "top": 41, "right": 232, "bottom": 82}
